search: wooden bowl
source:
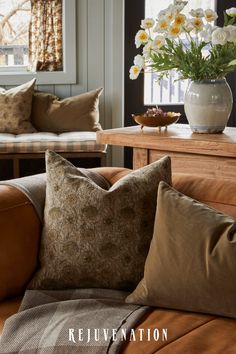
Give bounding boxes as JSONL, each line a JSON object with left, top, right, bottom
{"left": 132, "top": 112, "right": 180, "bottom": 130}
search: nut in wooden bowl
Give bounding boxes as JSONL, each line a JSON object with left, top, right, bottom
{"left": 132, "top": 108, "right": 181, "bottom": 131}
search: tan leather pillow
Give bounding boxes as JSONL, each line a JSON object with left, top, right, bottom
{"left": 0, "top": 79, "right": 36, "bottom": 134}
{"left": 31, "top": 88, "right": 103, "bottom": 132}
{"left": 126, "top": 181, "right": 236, "bottom": 319}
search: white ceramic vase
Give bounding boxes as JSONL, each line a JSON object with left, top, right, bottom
{"left": 184, "top": 78, "right": 233, "bottom": 133}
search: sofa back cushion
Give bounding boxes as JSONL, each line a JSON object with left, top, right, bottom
{"left": 0, "top": 79, "right": 36, "bottom": 134}
{"left": 173, "top": 174, "right": 236, "bottom": 218}
{"left": 31, "top": 88, "right": 103, "bottom": 133}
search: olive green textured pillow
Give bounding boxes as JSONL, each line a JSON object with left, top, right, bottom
{"left": 28, "top": 152, "right": 171, "bottom": 291}
{"left": 126, "top": 181, "right": 236, "bottom": 319}
{"left": 31, "top": 88, "right": 103, "bottom": 132}
{"left": 0, "top": 79, "right": 36, "bottom": 134}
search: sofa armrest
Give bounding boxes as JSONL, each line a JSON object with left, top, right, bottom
{"left": 0, "top": 185, "right": 41, "bottom": 301}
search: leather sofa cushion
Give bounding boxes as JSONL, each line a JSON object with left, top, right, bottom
{"left": 121, "top": 308, "right": 236, "bottom": 354}
{"left": 92, "top": 167, "right": 131, "bottom": 185}
{"left": 173, "top": 174, "right": 236, "bottom": 218}
{"left": 0, "top": 297, "right": 22, "bottom": 334}
{"left": 0, "top": 186, "right": 41, "bottom": 301}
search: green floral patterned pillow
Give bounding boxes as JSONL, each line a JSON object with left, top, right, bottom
{"left": 29, "top": 151, "right": 171, "bottom": 291}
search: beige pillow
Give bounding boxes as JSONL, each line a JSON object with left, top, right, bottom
{"left": 28, "top": 152, "right": 171, "bottom": 291}
{"left": 31, "top": 88, "right": 103, "bottom": 132}
{"left": 126, "top": 181, "right": 236, "bottom": 318}
{"left": 0, "top": 79, "right": 36, "bottom": 134}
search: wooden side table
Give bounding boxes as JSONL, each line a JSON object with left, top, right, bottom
{"left": 96, "top": 124, "right": 236, "bottom": 180}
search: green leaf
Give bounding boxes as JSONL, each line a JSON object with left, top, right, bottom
{"left": 228, "top": 18, "right": 235, "bottom": 25}
{"left": 224, "top": 12, "right": 229, "bottom": 26}
{"left": 228, "top": 59, "right": 236, "bottom": 66}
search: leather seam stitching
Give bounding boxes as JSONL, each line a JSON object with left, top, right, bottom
{"left": 0, "top": 201, "right": 31, "bottom": 212}
{"left": 192, "top": 199, "right": 236, "bottom": 208}
{"left": 153, "top": 317, "right": 216, "bottom": 352}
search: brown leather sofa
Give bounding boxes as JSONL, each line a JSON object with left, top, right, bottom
{"left": 1, "top": 167, "right": 236, "bottom": 353}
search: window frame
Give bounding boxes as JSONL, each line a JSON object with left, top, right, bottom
{"left": 0, "top": 0, "right": 76, "bottom": 85}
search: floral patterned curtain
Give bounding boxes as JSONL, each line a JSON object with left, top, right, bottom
{"left": 29, "top": 0, "right": 63, "bottom": 71}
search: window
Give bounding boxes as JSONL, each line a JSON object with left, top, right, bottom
{"left": 0, "top": 0, "right": 31, "bottom": 68}
{"left": 144, "top": 0, "right": 216, "bottom": 105}
{"left": 0, "top": 0, "right": 76, "bottom": 85}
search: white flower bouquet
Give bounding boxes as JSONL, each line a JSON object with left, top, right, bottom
{"left": 130, "top": 1, "right": 236, "bottom": 82}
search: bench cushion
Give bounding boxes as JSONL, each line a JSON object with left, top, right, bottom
{"left": 0, "top": 132, "right": 106, "bottom": 154}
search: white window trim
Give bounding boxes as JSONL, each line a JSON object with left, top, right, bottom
{"left": 0, "top": 0, "right": 76, "bottom": 86}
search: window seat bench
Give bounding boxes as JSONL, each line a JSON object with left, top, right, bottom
{"left": 0, "top": 131, "right": 107, "bottom": 179}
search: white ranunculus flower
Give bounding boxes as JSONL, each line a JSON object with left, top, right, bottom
{"left": 174, "top": 0, "right": 188, "bottom": 12}
{"left": 174, "top": 0, "right": 188, "bottom": 5}
{"left": 191, "top": 17, "right": 204, "bottom": 31}
{"left": 129, "top": 65, "right": 141, "bottom": 80}
{"left": 175, "top": 3, "right": 186, "bottom": 12}
{"left": 169, "top": 24, "right": 182, "bottom": 38}
{"left": 152, "top": 35, "right": 165, "bottom": 50}
{"left": 200, "top": 24, "right": 214, "bottom": 43}
{"left": 204, "top": 9, "right": 218, "bottom": 22}
{"left": 165, "top": 8, "right": 177, "bottom": 22}
{"left": 166, "top": 4, "right": 177, "bottom": 14}
{"left": 133, "top": 54, "right": 145, "bottom": 68}
{"left": 141, "top": 18, "right": 155, "bottom": 29}
{"left": 225, "top": 25, "right": 236, "bottom": 43}
{"left": 154, "top": 17, "right": 170, "bottom": 33}
{"left": 142, "top": 41, "right": 152, "bottom": 58}
{"left": 212, "top": 27, "right": 230, "bottom": 45}
{"left": 167, "top": 4, "right": 175, "bottom": 10}
{"left": 135, "top": 30, "right": 149, "bottom": 48}
{"left": 226, "top": 7, "right": 236, "bottom": 17}
{"left": 174, "top": 14, "right": 186, "bottom": 27}
{"left": 157, "top": 10, "right": 167, "bottom": 20}
{"left": 190, "top": 8, "right": 204, "bottom": 18}
{"left": 184, "top": 20, "right": 195, "bottom": 33}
